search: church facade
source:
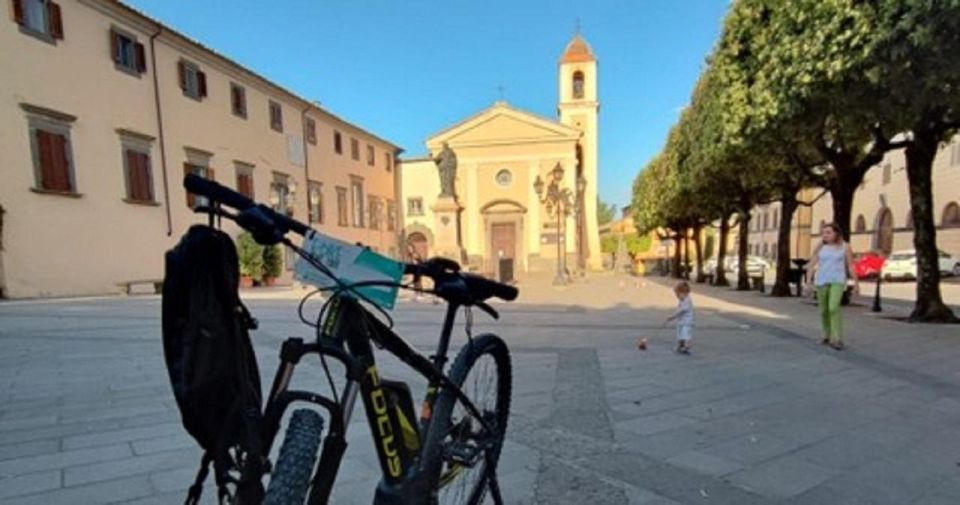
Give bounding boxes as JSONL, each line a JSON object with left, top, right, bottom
{"left": 399, "top": 34, "right": 603, "bottom": 280}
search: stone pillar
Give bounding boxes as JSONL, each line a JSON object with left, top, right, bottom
{"left": 431, "top": 196, "right": 465, "bottom": 263}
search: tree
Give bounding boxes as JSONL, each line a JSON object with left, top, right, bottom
{"left": 597, "top": 197, "right": 617, "bottom": 225}
{"left": 867, "top": 0, "right": 960, "bottom": 322}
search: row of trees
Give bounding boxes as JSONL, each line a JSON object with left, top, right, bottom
{"left": 632, "top": 0, "right": 960, "bottom": 322}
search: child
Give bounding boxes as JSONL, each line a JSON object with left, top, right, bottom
{"left": 666, "top": 281, "right": 694, "bottom": 354}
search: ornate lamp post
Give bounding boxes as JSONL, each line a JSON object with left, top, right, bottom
{"left": 575, "top": 173, "right": 587, "bottom": 275}
{"left": 535, "top": 163, "right": 573, "bottom": 285}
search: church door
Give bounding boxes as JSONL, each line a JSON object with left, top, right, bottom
{"left": 491, "top": 222, "right": 517, "bottom": 283}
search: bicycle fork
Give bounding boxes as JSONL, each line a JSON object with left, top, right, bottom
{"left": 305, "top": 380, "right": 359, "bottom": 505}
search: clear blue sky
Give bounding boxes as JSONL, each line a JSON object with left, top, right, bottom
{"left": 125, "top": 0, "right": 729, "bottom": 211}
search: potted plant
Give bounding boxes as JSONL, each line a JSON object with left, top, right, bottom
{"left": 236, "top": 232, "right": 264, "bottom": 288}
{"left": 262, "top": 244, "right": 284, "bottom": 286}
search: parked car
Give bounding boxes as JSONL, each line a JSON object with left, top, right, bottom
{"left": 726, "top": 256, "right": 770, "bottom": 278}
{"left": 703, "top": 256, "right": 769, "bottom": 278}
{"left": 703, "top": 258, "right": 718, "bottom": 276}
{"left": 881, "top": 249, "right": 960, "bottom": 280}
{"left": 852, "top": 251, "right": 886, "bottom": 280}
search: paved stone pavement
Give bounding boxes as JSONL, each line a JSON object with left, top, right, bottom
{"left": 1, "top": 273, "right": 960, "bottom": 504}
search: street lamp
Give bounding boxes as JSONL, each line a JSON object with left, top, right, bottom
{"left": 575, "top": 173, "right": 587, "bottom": 274}
{"left": 535, "top": 162, "right": 573, "bottom": 285}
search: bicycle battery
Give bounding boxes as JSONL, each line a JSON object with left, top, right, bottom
{"left": 380, "top": 379, "right": 421, "bottom": 462}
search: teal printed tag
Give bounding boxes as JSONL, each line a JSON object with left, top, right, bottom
{"left": 294, "top": 231, "right": 405, "bottom": 309}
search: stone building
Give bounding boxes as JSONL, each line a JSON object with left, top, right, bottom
{"left": 0, "top": 0, "right": 401, "bottom": 298}
{"left": 400, "top": 34, "right": 603, "bottom": 280}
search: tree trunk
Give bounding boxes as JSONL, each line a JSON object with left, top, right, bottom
{"left": 682, "top": 229, "right": 691, "bottom": 279}
{"left": 736, "top": 212, "right": 751, "bottom": 291}
{"left": 828, "top": 180, "right": 857, "bottom": 242}
{"left": 693, "top": 224, "right": 705, "bottom": 283}
{"left": 715, "top": 214, "right": 731, "bottom": 286}
{"left": 672, "top": 232, "right": 682, "bottom": 278}
{"left": 904, "top": 127, "right": 958, "bottom": 323}
{"left": 771, "top": 194, "right": 799, "bottom": 297}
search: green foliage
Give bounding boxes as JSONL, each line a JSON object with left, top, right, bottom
{"left": 600, "top": 233, "right": 652, "bottom": 256}
{"left": 597, "top": 197, "right": 617, "bottom": 225}
{"left": 630, "top": 0, "right": 959, "bottom": 317}
{"left": 262, "top": 244, "right": 284, "bottom": 279}
{"left": 236, "top": 232, "right": 264, "bottom": 282}
{"left": 600, "top": 235, "right": 618, "bottom": 254}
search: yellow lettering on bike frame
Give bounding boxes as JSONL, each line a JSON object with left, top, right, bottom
{"left": 366, "top": 366, "right": 403, "bottom": 478}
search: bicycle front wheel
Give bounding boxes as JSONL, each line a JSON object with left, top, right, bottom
{"left": 264, "top": 409, "right": 324, "bottom": 505}
{"left": 421, "top": 333, "right": 512, "bottom": 505}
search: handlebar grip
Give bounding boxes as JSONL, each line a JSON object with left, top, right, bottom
{"left": 184, "top": 173, "right": 255, "bottom": 211}
{"left": 462, "top": 273, "right": 518, "bottom": 302}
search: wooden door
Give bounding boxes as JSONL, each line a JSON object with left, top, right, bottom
{"left": 491, "top": 223, "right": 516, "bottom": 282}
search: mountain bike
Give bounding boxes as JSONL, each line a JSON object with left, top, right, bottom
{"left": 182, "top": 174, "right": 517, "bottom": 505}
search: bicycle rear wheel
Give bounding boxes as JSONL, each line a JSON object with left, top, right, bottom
{"left": 264, "top": 409, "right": 324, "bottom": 505}
{"left": 421, "top": 333, "right": 512, "bottom": 505}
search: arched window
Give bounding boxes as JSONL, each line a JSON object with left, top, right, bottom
{"left": 875, "top": 208, "right": 894, "bottom": 255}
{"left": 943, "top": 202, "right": 960, "bottom": 227}
{"left": 572, "top": 71, "right": 585, "bottom": 99}
{"left": 855, "top": 215, "right": 867, "bottom": 233}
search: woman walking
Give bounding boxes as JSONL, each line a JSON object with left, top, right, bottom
{"left": 806, "top": 223, "right": 859, "bottom": 350}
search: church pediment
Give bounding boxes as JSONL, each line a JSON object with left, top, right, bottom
{"left": 427, "top": 102, "right": 581, "bottom": 149}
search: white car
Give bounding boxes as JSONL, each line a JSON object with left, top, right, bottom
{"left": 726, "top": 256, "right": 770, "bottom": 278}
{"left": 703, "top": 256, "right": 769, "bottom": 277}
{"left": 881, "top": 249, "right": 960, "bottom": 280}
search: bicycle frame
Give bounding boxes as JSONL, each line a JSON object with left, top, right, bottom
{"left": 256, "top": 293, "right": 490, "bottom": 505}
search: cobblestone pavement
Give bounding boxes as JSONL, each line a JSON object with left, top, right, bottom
{"left": 1, "top": 274, "right": 960, "bottom": 504}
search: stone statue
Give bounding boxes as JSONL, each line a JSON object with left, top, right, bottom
{"left": 433, "top": 142, "right": 458, "bottom": 199}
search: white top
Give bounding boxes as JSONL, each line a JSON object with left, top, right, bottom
{"left": 676, "top": 296, "right": 695, "bottom": 326}
{"left": 815, "top": 243, "right": 848, "bottom": 286}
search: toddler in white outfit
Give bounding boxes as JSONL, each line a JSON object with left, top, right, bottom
{"left": 667, "top": 281, "right": 694, "bottom": 354}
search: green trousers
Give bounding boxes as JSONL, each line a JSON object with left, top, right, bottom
{"left": 817, "top": 283, "right": 845, "bottom": 343}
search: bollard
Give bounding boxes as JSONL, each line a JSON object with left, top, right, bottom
{"left": 871, "top": 274, "right": 882, "bottom": 312}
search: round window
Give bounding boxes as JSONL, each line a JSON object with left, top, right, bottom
{"left": 495, "top": 169, "right": 512, "bottom": 187}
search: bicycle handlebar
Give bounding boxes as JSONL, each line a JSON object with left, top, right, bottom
{"left": 184, "top": 173, "right": 310, "bottom": 236}
{"left": 183, "top": 174, "right": 518, "bottom": 303}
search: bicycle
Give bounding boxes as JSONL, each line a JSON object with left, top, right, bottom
{"left": 181, "top": 174, "right": 517, "bottom": 505}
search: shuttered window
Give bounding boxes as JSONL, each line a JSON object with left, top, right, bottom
{"left": 305, "top": 118, "right": 317, "bottom": 145}
{"left": 178, "top": 60, "right": 206, "bottom": 100}
{"left": 366, "top": 144, "right": 375, "bottom": 166}
{"left": 124, "top": 149, "right": 153, "bottom": 202}
{"left": 269, "top": 101, "right": 283, "bottom": 132}
{"left": 236, "top": 167, "right": 254, "bottom": 198}
{"left": 333, "top": 131, "right": 343, "bottom": 154}
{"left": 110, "top": 28, "right": 146, "bottom": 74}
{"left": 350, "top": 138, "right": 360, "bottom": 161}
{"left": 336, "top": 186, "right": 348, "bottom": 226}
{"left": 308, "top": 180, "right": 323, "bottom": 224}
{"left": 231, "top": 83, "right": 247, "bottom": 118}
{"left": 184, "top": 163, "right": 213, "bottom": 208}
{"left": 35, "top": 129, "right": 73, "bottom": 192}
{"left": 386, "top": 200, "right": 396, "bottom": 231}
{"left": 13, "top": 0, "right": 62, "bottom": 41}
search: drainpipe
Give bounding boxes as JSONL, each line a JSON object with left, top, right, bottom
{"left": 149, "top": 26, "right": 172, "bottom": 236}
{"left": 301, "top": 106, "right": 311, "bottom": 226}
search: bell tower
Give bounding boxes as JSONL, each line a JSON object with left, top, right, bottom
{"left": 558, "top": 33, "right": 601, "bottom": 270}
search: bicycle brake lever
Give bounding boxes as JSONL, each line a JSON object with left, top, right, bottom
{"left": 474, "top": 301, "right": 499, "bottom": 320}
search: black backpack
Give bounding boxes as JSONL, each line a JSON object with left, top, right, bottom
{"left": 162, "top": 225, "right": 264, "bottom": 504}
